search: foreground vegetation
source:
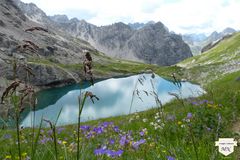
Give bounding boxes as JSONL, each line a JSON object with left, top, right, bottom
{"left": 0, "top": 68, "right": 239, "bottom": 159}
{"left": 0, "top": 33, "right": 240, "bottom": 159}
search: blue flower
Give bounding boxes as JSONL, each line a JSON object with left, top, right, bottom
{"left": 132, "top": 139, "right": 146, "bottom": 150}
{"left": 140, "top": 131, "right": 145, "bottom": 136}
{"left": 109, "top": 139, "right": 115, "bottom": 145}
{"left": 113, "top": 126, "right": 119, "bottom": 132}
{"left": 94, "top": 146, "right": 107, "bottom": 156}
{"left": 106, "top": 149, "right": 123, "bottom": 158}
{"left": 80, "top": 125, "right": 91, "bottom": 131}
{"left": 94, "top": 147, "right": 123, "bottom": 158}
{"left": 93, "top": 127, "right": 104, "bottom": 134}
{"left": 47, "top": 129, "right": 53, "bottom": 135}
{"left": 119, "top": 135, "right": 127, "bottom": 146}
{"left": 3, "top": 134, "right": 12, "bottom": 139}
{"left": 101, "top": 122, "right": 113, "bottom": 128}
{"left": 115, "top": 150, "right": 124, "bottom": 157}
{"left": 167, "top": 156, "right": 175, "bottom": 160}
{"left": 206, "top": 127, "right": 211, "bottom": 131}
{"left": 57, "top": 127, "right": 65, "bottom": 134}
{"left": 86, "top": 131, "right": 94, "bottom": 139}
{"left": 187, "top": 112, "right": 193, "bottom": 119}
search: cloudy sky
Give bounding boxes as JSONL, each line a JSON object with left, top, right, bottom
{"left": 21, "top": 0, "right": 240, "bottom": 35}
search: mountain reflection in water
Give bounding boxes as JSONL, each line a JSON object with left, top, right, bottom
{"left": 21, "top": 74, "right": 205, "bottom": 127}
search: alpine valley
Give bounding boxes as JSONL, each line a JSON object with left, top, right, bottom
{"left": 0, "top": 0, "right": 239, "bottom": 159}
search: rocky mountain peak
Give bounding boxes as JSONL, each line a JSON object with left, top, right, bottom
{"left": 222, "top": 27, "right": 236, "bottom": 35}
{"left": 14, "top": 0, "right": 48, "bottom": 24}
{"left": 12, "top": 0, "right": 192, "bottom": 66}
{"left": 144, "top": 22, "right": 169, "bottom": 34}
{"left": 70, "top": 17, "right": 80, "bottom": 23}
{"left": 79, "top": 19, "right": 91, "bottom": 25}
{"left": 128, "top": 21, "right": 155, "bottom": 30}
{"left": 183, "top": 27, "right": 237, "bottom": 55}
{"left": 49, "top": 14, "right": 69, "bottom": 23}
{"left": 105, "top": 22, "right": 132, "bottom": 31}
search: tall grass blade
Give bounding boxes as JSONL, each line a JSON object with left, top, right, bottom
{"left": 55, "top": 107, "right": 63, "bottom": 126}
{"left": 31, "top": 117, "right": 43, "bottom": 160}
{"left": 77, "top": 92, "right": 87, "bottom": 160}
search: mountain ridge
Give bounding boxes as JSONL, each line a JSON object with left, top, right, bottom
{"left": 14, "top": 0, "right": 192, "bottom": 66}
{"left": 178, "top": 32, "right": 240, "bottom": 83}
{"left": 182, "top": 27, "right": 236, "bottom": 55}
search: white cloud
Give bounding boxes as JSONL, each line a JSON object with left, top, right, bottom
{"left": 21, "top": 0, "right": 240, "bottom": 34}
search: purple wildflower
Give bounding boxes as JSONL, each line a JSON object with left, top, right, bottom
{"left": 3, "top": 134, "right": 12, "bottom": 139}
{"left": 167, "top": 156, "right": 175, "bottom": 160}
{"left": 57, "top": 127, "right": 65, "bottom": 134}
{"left": 40, "top": 138, "right": 47, "bottom": 144}
{"left": 93, "top": 127, "right": 104, "bottom": 134}
{"left": 94, "top": 146, "right": 107, "bottom": 156}
{"left": 101, "top": 122, "right": 113, "bottom": 128}
{"left": 106, "top": 149, "right": 123, "bottom": 158}
{"left": 191, "top": 101, "right": 198, "bottom": 105}
{"left": 206, "top": 127, "right": 212, "bottom": 131}
{"left": 140, "top": 131, "right": 145, "bottom": 136}
{"left": 203, "top": 99, "right": 208, "bottom": 103}
{"left": 80, "top": 125, "right": 91, "bottom": 131}
{"left": 114, "top": 150, "right": 123, "bottom": 157}
{"left": 119, "top": 135, "right": 128, "bottom": 146}
{"left": 57, "top": 140, "right": 62, "bottom": 144}
{"left": 187, "top": 112, "right": 193, "bottom": 119}
{"left": 109, "top": 139, "right": 115, "bottom": 145}
{"left": 94, "top": 147, "right": 123, "bottom": 158}
{"left": 127, "top": 130, "right": 132, "bottom": 136}
{"left": 132, "top": 139, "right": 146, "bottom": 150}
{"left": 105, "top": 150, "right": 114, "bottom": 157}
{"left": 86, "top": 131, "right": 94, "bottom": 139}
{"left": 113, "top": 126, "right": 119, "bottom": 132}
{"left": 47, "top": 129, "right": 53, "bottom": 136}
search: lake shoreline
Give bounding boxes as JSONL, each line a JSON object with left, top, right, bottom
{"left": 0, "top": 70, "right": 154, "bottom": 119}
{"left": 20, "top": 73, "right": 204, "bottom": 128}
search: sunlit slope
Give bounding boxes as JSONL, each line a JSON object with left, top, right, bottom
{"left": 178, "top": 32, "right": 240, "bottom": 69}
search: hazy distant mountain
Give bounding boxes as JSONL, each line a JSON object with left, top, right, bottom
{"left": 182, "top": 33, "right": 207, "bottom": 44}
{"left": 183, "top": 27, "right": 236, "bottom": 55}
{"left": 14, "top": 0, "right": 192, "bottom": 65}
{"left": 182, "top": 33, "right": 208, "bottom": 55}
{"left": 207, "top": 28, "right": 236, "bottom": 43}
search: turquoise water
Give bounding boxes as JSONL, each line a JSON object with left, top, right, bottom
{"left": 21, "top": 74, "right": 205, "bottom": 127}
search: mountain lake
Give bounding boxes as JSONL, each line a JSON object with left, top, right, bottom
{"left": 19, "top": 73, "right": 205, "bottom": 127}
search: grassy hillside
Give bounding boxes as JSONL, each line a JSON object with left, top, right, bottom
{"left": 179, "top": 32, "right": 240, "bottom": 68}
{"left": 177, "top": 32, "right": 240, "bottom": 85}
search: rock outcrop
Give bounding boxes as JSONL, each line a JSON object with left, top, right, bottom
{"left": 0, "top": 0, "right": 96, "bottom": 92}
{"left": 58, "top": 20, "right": 193, "bottom": 65}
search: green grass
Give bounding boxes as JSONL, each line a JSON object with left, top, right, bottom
{"left": 179, "top": 32, "right": 240, "bottom": 68}
{"left": 0, "top": 69, "right": 239, "bottom": 159}
{"left": 1, "top": 33, "right": 240, "bottom": 159}
{"left": 28, "top": 55, "right": 183, "bottom": 81}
